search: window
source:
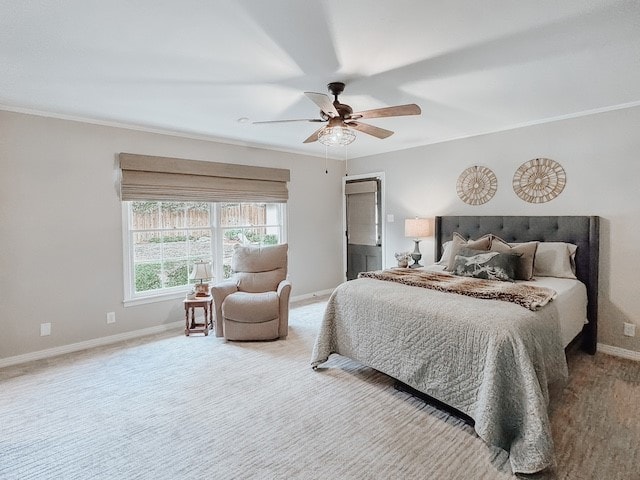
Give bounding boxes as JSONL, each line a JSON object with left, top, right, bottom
{"left": 123, "top": 201, "right": 286, "bottom": 305}
{"left": 218, "top": 203, "right": 285, "bottom": 279}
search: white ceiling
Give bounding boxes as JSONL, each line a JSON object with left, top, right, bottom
{"left": 2, "top": 0, "right": 640, "bottom": 159}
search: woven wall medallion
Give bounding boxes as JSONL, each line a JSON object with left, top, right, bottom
{"left": 513, "top": 158, "right": 566, "bottom": 203}
{"left": 456, "top": 166, "right": 497, "bottom": 205}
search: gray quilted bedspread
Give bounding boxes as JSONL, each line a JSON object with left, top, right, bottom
{"left": 311, "top": 278, "right": 568, "bottom": 474}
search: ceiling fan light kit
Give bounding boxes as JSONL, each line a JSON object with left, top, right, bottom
{"left": 318, "top": 126, "right": 356, "bottom": 146}
{"left": 254, "top": 82, "right": 421, "bottom": 146}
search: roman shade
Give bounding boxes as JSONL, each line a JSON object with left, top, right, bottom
{"left": 119, "top": 153, "right": 290, "bottom": 203}
{"left": 344, "top": 180, "right": 377, "bottom": 195}
{"left": 345, "top": 180, "right": 378, "bottom": 246}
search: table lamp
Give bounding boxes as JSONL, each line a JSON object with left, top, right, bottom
{"left": 189, "top": 260, "right": 213, "bottom": 297}
{"left": 404, "top": 218, "right": 432, "bottom": 268}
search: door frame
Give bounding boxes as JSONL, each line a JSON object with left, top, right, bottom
{"left": 342, "top": 171, "right": 386, "bottom": 282}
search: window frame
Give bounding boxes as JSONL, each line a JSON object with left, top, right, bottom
{"left": 122, "top": 201, "right": 287, "bottom": 307}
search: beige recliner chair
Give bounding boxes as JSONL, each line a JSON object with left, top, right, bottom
{"left": 212, "top": 243, "right": 291, "bottom": 341}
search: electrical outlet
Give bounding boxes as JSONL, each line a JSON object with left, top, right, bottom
{"left": 40, "top": 323, "right": 51, "bottom": 336}
{"left": 387, "top": 214, "right": 395, "bottom": 223}
{"left": 106, "top": 312, "right": 116, "bottom": 324}
{"left": 623, "top": 322, "right": 636, "bottom": 337}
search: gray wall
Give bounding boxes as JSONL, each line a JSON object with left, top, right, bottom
{"left": 0, "top": 111, "right": 344, "bottom": 359}
{"left": 347, "top": 105, "right": 640, "bottom": 353}
{"left": 3, "top": 105, "right": 638, "bottom": 359}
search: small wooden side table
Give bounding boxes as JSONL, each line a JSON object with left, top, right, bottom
{"left": 183, "top": 296, "right": 213, "bottom": 336}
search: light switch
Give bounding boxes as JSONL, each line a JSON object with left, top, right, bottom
{"left": 387, "top": 214, "right": 394, "bottom": 223}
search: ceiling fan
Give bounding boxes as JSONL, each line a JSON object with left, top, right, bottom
{"left": 253, "top": 82, "right": 421, "bottom": 145}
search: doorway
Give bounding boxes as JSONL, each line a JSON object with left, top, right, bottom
{"left": 343, "top": 173, "right": 384, "bottom": 280}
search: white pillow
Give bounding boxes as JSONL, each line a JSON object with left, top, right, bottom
{"left": 435, "top": 240, "right": 452, "bottom": 265}
{"left": 533, "top": 242, "right": 578, "bottom": 279}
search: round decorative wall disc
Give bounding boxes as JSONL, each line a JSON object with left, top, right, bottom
{"left": 456, "top": 166, "right": 497, "bottom": 205}
{"left": 513, "top": 158, "right": 566, "bottom": 203}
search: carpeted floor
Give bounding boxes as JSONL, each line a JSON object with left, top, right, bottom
{"left": 1, "top": 297, "right": 639, "bottom": 479}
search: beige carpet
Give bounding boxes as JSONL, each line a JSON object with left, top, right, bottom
{"left": 1, "top": 297, "right": 639, "bottom": 480}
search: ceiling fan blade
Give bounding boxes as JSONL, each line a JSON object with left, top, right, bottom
{"left": 345, "top": 121, "right": 394, "bottom": 139}
{"left": 302, "top": 126, "right": 325, "bottom": 143}
{"left": 304, "top": 92, "right": 339, "bottom": 118}
{"left": 350, "top": 104, "right": 421, "bottom": 120}
{"left": 253, "top": 118, "right": 325, "bottom": 124}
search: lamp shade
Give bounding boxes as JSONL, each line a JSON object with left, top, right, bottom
{"left": 405, "top": 218, "right": 432, "bottom": 238}
{"left": 189, "top": 261, "right": 212, "bottom": 281}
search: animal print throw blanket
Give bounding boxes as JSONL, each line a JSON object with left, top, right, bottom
{"left": 358, "top": 269, "right": 556, "bottom": 311}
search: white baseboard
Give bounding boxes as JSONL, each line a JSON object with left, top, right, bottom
{"left": 1, "top": 289, "right": 336, "bottom": 369}
{"left": 597, "top": 343, "right": 640, "bottom": 362}
{"left": 0, "top": 321, "right": 183, "bottom": 369}
{"left": 290, "top": 288, "right": 335, "bottom": 303}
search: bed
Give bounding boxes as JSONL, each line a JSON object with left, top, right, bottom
{"left": 434, "top": 216, "right": 599, "bottom": 354}
{"left": 311, "top": 215, "right": 599, "bottom": 474}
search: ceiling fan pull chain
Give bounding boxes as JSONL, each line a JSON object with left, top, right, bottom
{"left": 345, "top": 144, "right": 349, "bottom": 176}
{"left": 325, "top": 144, "right": 329, "bottom": 175}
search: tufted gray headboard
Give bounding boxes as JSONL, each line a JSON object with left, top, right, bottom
{"left": 435, "top": 216, "right": 599, "bottom": 354}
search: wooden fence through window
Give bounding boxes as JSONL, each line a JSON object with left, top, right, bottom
{"left": 131, "top": 203, "right": 269, "bottom": 241}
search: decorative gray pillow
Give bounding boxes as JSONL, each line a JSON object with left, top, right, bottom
{"left": 452, "top": 247, "right": 520, "bottom": 282}
{"left": 490, "top": 236, "right": 539, "bottom": 280}
{"left": 445, "top": 233, "right": 492, "bottom": 271}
